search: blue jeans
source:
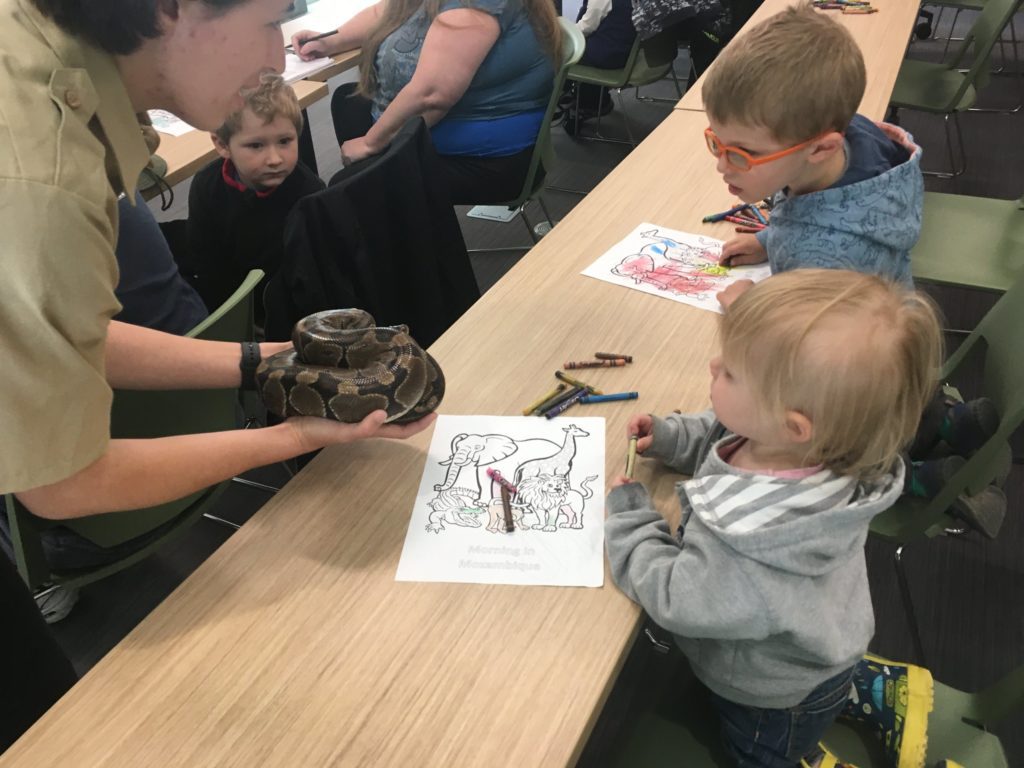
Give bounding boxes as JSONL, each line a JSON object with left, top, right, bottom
{"left": 710, "top": 667, "right": 855, "bottom": 768}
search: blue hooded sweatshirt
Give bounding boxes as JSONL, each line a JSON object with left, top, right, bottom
{"left": 756, "top": 117, "right": 923, "bottom": 286}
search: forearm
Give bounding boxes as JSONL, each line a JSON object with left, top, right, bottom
{"left": 105, "top": 320, "right": 289, "bottom": 390}
{"left": 647, "top": 411, "right": 718, "bottom": 474}
{"left": 16, "top": 425, "right": 305, "bottom": 519}
{"left": 326, "top": 3, "right": 384, "bottom": 53}
{"left": 363, "top": 84, "right": 450, "bottom": 152}
{"left": 577, "top": 0, "right": 613, "bottom": 36}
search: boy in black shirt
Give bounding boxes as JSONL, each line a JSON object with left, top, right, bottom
{"left": 186, "top": 73, "right": 325, "bottom": 324}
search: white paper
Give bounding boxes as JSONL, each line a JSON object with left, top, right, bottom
{"left": 581, "top": 223, "right": 772, "bottom": 313}
{"left": 397, "top": 415, "right": 606, "bottom": 587}
{"left": 148, "top": 109, "right": 195, "bottom": 137}
{"left": 282, "top": 52, "right": 335, "bottom": 84}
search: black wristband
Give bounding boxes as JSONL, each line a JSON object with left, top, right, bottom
{"left": 240, "top": 342, "right": 261, "bottom": 391}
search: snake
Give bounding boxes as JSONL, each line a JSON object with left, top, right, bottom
{"left": 255, "top": 310, "right": 445, "bottom": 424}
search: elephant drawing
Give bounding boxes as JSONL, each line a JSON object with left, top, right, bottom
{"left": 433, "top": 433, "right": 519, "bottom": 494}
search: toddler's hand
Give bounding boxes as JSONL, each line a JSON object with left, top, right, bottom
{"left": 720, "top": 234, "right": 767, "bottom": 267}
{"left": 290, "top": 30, "right": 331, "bottom": 61}
{"left": 609, "top": 474, "right": 634, "bottom": 490}
{"left": 717, "top": 279, "right": 755, "bottom": 310}
{"left": 626, "top": 413, "right": 655, "bottom": 454}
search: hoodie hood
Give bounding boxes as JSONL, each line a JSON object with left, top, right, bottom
{"left": 680, "top": 441, "right": 904, "bottom": 577}
{"left": 760, "top": 118, "right": 923, "bottom": 286}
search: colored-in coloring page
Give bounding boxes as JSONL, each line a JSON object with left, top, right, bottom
{"left": 581, "top": 223, "right": 771, "bottom": 313}
{"left": 396, "top": 416, "right": 605, "bottom": 587}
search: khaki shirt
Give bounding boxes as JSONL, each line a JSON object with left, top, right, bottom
{"left": 0, "top": 0, "right": 149, "bottom": 493}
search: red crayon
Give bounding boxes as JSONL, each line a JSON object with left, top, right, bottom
{"left": 486, "top": 468, "right": 518, "bottom": 495}
{"left": 725, "top": 215, "right": 764, "bottom": 229}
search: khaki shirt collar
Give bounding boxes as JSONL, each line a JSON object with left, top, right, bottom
{"left": 20, "top": 0, "right": 150, "bottom": 199}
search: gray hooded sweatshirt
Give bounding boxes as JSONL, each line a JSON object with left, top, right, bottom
{"left": 606, "top": 411, "right": 903, "bottom": 709}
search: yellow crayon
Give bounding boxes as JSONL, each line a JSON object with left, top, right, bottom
{"left": 555, "top": 370, "right": 604, "bottom": 395}
{"left": 625, "top": 435, "right": 638, "bottom": 479}
{"left": 522, "top": 383, "right": 567, "bottom": 415}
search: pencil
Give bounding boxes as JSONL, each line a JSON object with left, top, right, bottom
{"left": 285, "top": 30, "right": 336, "bottom": 51}
{"left": 500, "top": 486, "right": 514, "bottom": 533}
{"left": 625, "top": 435, "right": 638, "bottom": 479}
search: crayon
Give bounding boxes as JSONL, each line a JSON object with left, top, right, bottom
{"left": 702, "top": 203, "right": 750, "bottom": 223}
{"left": 522, "top": 383, "right": 567, "bottom": 415}
{"left": 595, "top": 352, "right": 633, "bottom": 362}
{"left": 625, "top": 435, "right": 638, "bottom": 479}
{"left": 735, "top": 227, "right": 764, "bottom": 234}
{"left": 555, "top": 370, "right": 603, "bottom": 394}
{"left": 543, "top": 388, "right": 588, "bottom": 419}
{"left": 534, "top": 385, "right": 584, "bottom": 415}
{"left": 747, "top": 205, "right": 769, "bottom": 226}
{"left": 564, "top": 359, "right": 628, "bottom": 369}
{"left": 580, "top": 392, "right": 639, "bottom": 404}
{"left": 486, "top": 468, "right": 518, "bottom": 495}
{"left": 725, "top": 215, "right": 764, "bottom": 228}
{"left": 500, "top": 486, "right": 514, "bottom": 533}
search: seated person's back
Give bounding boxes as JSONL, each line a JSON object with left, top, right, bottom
{"left": 701, "top": 3, "right": 922, "bottom": 285}
{"left": 186, "top": 74, "right": 325, "bottom": 323}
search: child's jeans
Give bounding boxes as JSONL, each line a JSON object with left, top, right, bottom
{"left": 709, "top": 666, "right": 855, "bottom": 768}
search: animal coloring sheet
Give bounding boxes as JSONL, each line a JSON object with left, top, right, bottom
{"left": 396, "top": 415, "right": 606, "bottom": 587}
{"left": 581, "top": 223, "right": 772, "bottom": 313}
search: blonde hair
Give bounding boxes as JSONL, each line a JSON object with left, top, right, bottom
{"left": 702, "top": 3, "right": 866, "bottom": 142}
{"left": 215, "top": 73, "right": 304, "bottom": 145}
{"left": 720, "top": 270, "right": 943, "bottom": 479}
{"left": 357, "top": 0, "right": 562, "bottom": 98}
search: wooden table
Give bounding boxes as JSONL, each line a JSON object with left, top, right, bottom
{"left": 676, "top": 0, "right": 920, "bottom": 121}
{"left": 156, "top": 79, "right": 329, "bottom": 189}
{"left": 2, "top": 110, "right": 739, "bottom": 767}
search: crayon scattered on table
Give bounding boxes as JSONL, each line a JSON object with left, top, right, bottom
{"left": 522, "top": 383, "right": 567, "bottom": 415}
{"left": 544, "top": 388, "right": 588, "bottom": 419}
{"left": 564, "top": 359, "right": 628, "bottom": 369}
{"left": 555, "top": 370, "right": 602, "bottom": 394}
{"left": 735, "top": 227, "right": 764, "bottom": 234}
{"left": 500, "top": 486, "right": 514, "bottom": 533}
{"left": 725, "top": 215, "right": 765, "bottom": 228}
{"left": 580, "top": 392, "right": 639, "bottom": 404}
{"left": 535, "top": 385, "right": 584, "bottom": 415}
{"left": 625, "top": 435, "right": 638, "bottom": 479}
{"left": 487, "top": 468, "right": 518, "bottom": 495}
{"left": 595, "top": 352, "right": 633, "bottom": 362}
{"left": 748, "top": 205, "right": 769, "bottom": 226}
{"left": 702, "top": 203, "right": 751, "bottom": 223}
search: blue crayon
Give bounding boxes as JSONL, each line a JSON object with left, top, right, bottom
{"left": 702, "top": 203, "right": 750, "bottom": 223}
{"left": 747, "top": 205, "right": 769, "bottom": 226}
{"left": 543, "top": 388, "right": 587, "bottom": 419}
{"left": 580, "top": 392, "right": 639, "bottom": 404}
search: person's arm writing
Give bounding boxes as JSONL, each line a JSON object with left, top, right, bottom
{"left": 341, "top": 8, "right": 500, "bottom": 164}
{"left": 291, "top": 2, "right": 385, "bottom": 60}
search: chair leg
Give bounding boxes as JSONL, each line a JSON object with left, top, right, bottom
{"left": 571, "top": 86, "right": 635, "bottom": 146}
{"left": 968, "top": 16, "right": 1023, "bottom": 114}
{"left": 536, "top": 194, "right": 556, "bottom": 233}
{"left": 894, "top": 545, "right": 928, "bottom": 667}
{"left": 922, "top": 111, "right": 967, "bottom": 178}
{"left": 202, "top": 512, "right": 242, "bottom": 531}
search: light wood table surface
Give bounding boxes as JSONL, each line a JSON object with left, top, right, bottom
{"left": 156, "top": 79, "right": 329, "bottom": 190}
{"left": 676, "top": 0, "right": 919, "bottom": 121}
{"left": 3, "top": 110, "right": 741, "bottom": 767}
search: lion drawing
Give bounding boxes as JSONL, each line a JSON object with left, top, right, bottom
{"left": 516, "top": 473, "right": 570, "bottom": 532}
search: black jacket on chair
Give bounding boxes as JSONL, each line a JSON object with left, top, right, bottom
{"left": 266, "top": 118, "right": 480, "bottom": 348}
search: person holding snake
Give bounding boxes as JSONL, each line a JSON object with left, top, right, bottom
{"left": 0, "top": 0, "right": 437, "bottom": 752}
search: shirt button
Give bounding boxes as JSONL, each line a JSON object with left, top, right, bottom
{"left": 65, "top": 89, "right": 82, "bottom": 109}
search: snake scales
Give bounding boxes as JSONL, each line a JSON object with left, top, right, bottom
{"left": 256, "top": 310, "right": 445, "bottom": 424}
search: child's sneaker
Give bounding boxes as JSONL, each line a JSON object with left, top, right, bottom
{"left": 950, "top": 485, "right": 1006, "bottom": 539}
{"left": 941, "top": 398, "right": 999, "bottom": 455}
{"left": 35, "top": 584, "right": 80, "bottom": 624}
{"left": 904, "top": 455, "right": 966, "bottom": 499}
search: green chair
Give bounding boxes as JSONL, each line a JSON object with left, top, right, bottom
{"left": 868, "top": 270, "right": 1024, "bottom": 666}
{"left": 889, "top": 0, "right": 1023, "bottom": 176}
{"left": 4, "top": 269, "right": 264, "bottom": 594}
{"left": 566, "top": 28, "right": 682, "bottom": 146}
{"left": 823, "top": 663, "right": 1024, "bottom": 766}
{"left": 912, "top": 191, "right": 1024, "bottom": 291}
{"left": 468, "top": 18, "right": 584, "bottom": 253}
{"left": 911, "top": 190, "right": 1022, "bottom": 336}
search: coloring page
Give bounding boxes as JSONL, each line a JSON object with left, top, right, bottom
{"left": 581, "top": 223, "right": 771, "bottom": 313}
{"left": 396, "top": 416, "right": 605, "bottom": 587}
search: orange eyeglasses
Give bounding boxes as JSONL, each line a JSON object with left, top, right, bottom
{"left": 704, "top": 128, "right": 828, "bottom": 172}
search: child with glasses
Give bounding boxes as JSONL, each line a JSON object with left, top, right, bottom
{"left": 606, "top": 269, "right": 943, "bottom": 767}
{"left": 701, "top": 3, "right": 922, "bottom": 301}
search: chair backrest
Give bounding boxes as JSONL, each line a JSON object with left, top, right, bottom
{"left": 5, "top": 269, "right": 264, "bottom": 591}
{"left": 506, "top": 17, "right": 586, "bottom": 210}
{"left": 947, "top": 0, "right": 1024, "bottom": 104}
{"left": 920, "top": 271, "right": 1024, "bottom": 517}
{"left": 627, "top": 28, "right": 682, "bottom": 87}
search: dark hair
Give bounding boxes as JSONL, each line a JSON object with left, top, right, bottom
{"left": 31, "top": 0, "right": 251, "bottom": 55}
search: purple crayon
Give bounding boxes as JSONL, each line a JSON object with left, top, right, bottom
{"left": 486, "top": 468, "right": 518, "bottom": 495}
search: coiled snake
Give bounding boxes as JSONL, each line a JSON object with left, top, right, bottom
{"left": 256, "top": 310, "right": 445, "bottom": 424}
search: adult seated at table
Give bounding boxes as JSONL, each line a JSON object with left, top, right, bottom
{"left": 291, "top": 0, "right": 562, "bottom": 206}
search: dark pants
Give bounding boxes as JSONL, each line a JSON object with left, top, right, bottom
{"left": 330, "top": 84, "right": 535, "bottom": 206}
{"left": 710, "top": 666, "right": 855, "bottom": 767}
{"left": 0, "top": 555, "right": 77, "bottom": 754}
